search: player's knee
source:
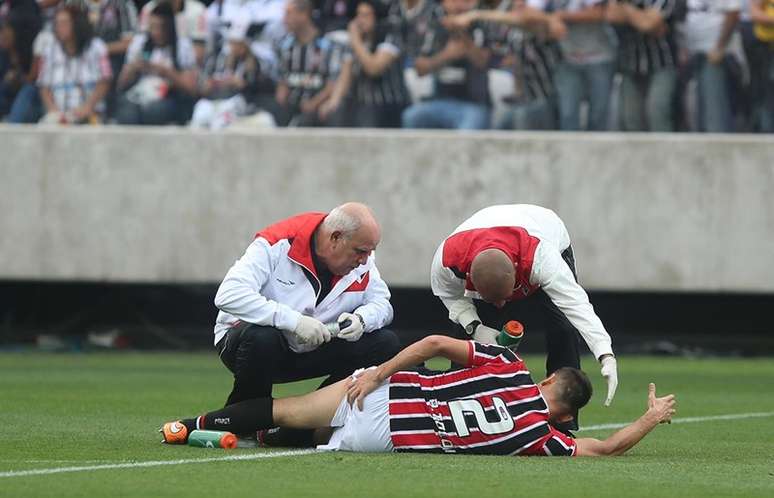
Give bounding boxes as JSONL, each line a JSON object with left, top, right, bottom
{"left": 239, "top": 326, "right": 285, "bottom": 363}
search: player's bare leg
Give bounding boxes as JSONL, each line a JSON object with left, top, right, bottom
{"left": 161, "top": 378, "right": 350, "bottom": 444}
{"left": 272, "top": 378, "right": 349, "bottom": 429}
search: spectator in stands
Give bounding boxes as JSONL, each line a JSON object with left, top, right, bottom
{"left": 37, "top": 4, "right": 111, "bottom": 124}
{"left": 139, "top": 0, "right": 208, "bottom": 67}
{"left": 38, "top": 0, "right": 63, "bottom": 29}
{"left": 386, "top": 0, "right": 442, "bottom": 61}
{"left": 1, "top": 0, "right": 43, "bottom": 76}
{"left": 206, "top": 1, "right": 286, "bottom": 78}
{"left": 750, "top": 0, "right": 774, "bottom": 133}
{"left": 678, "top": 0, "right": 745, "bottom": 132}
{"left": 190, "top": 20, "right": 270, "bottom": 129}
{"left": 115, "top": 1, "right": 197, "bottom": 125}
{"left": 606, "top": 0, "right": 686, "bottom": 132}
{"left": 273, "top": 0, "right": 342, "bottom": 126}
{"left": 319, "top": 0, "right": 410, "bottom": 127}
{"left": 549, "top": 0, "right": 615, "bottom": 131}
{"left": 0, "top": 0, "right": 43, "bottom": 24}
{"left": 750, "top": 0, "right": 774, "bottom": 131}
{"left": 401, "top": 0, "right": 492, "bottom": 130}
{"left": 478, "top": 0, "right": 520, "bottom": 68}
{"left": 0, "top": 10, "right": 42, "bottom": 122}
{"left": 314, "top": 0, "right": 358, "bottom": 34}
{"left": 444, "top": 0, "right": 566, "bottom": 130}
{"left": 73, "top": 1, "right": 137, "bottom": 77}
{"left": 66, "top": 0, "right": 138, "bottom": 119}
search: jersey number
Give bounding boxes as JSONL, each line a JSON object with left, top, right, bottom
{"left": 449, "top": 397, "right": 514, "bottom": 437}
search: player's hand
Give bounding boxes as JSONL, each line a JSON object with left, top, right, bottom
{"left": 336, "top": 312, "right": 364, "bottom": 342}
{"left": 646, "top": 383, "right": 676, "bottom": 424}
{"left": 347, "top": 367, "right": 380, "bottom": 410}
{"left": 600, "top": 355, "right": 618, "bottom": 406}
{"left": 473, "top": 324, "right": 499, "bottom": 345}
{"left": 293, "top": 315, "right": 331, "bottom": 348}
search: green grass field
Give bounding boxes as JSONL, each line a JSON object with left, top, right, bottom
{"left": 1, "top": 352, "right": 773, "bottom": 498}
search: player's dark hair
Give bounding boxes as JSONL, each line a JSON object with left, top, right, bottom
{"left": 553, "top": 368, "right": 593, "bottom": 414}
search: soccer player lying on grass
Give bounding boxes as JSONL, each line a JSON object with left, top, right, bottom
{"left": 161, "top": 336, "right": 676, "bottom": 456}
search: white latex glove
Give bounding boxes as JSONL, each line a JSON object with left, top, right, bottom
{"left": 600, "top": 355, "right": 618, "bottom": 406}
{"left": 337, "top": 312, "right": 364, "bottom": 342}
{"left": 472, "top": 324, "right": 499, "bottom": 345}
{"left": 294, "top": 315, "right": 331, "bottom": 348}
{"left": 446, "top": 298, "right": 480, "bottom": 330}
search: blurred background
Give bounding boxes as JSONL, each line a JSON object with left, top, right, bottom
{"left": 1, "top": 0, "right": 773, "bottom": 356}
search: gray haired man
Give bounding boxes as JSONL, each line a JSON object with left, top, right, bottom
{"left": 214, "top": 202, "right": 400, "bottom": 413}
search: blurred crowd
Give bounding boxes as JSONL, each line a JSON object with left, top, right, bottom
{"left": 0, "top": 0, "right": 772, "bottom": 131}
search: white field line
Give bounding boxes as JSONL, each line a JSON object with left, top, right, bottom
{"left": 3, "top": 411, "right": 774, "bottom": 479}
{"left": 0, "top": 449, "right": 318, "bottom": 479}
{"left": 579, "top": 411, "right": 774, "bottom": 432}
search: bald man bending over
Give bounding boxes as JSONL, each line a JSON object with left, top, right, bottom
{"left": 213, "top": 203, "right": 399, "bottom": 427}
{"left": 431, "top": 204, "right": 617, "bottom": 432}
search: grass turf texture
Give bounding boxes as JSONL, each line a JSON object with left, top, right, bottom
{"left": 1, "top": 352, "right": 773, "bottom": 497}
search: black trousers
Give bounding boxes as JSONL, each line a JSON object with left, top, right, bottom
{"left": 454, "top": 246, "right": 582, "bottom": 377}
{"left": 217, "top": 323, "right": 401, "bottom": 406}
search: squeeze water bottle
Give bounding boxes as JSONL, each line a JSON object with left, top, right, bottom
{"left": 187, "top": 430, "right": 238, "bottom": 449}
{"left": 325, "top": 318, "right": 352, "bottom": 338}
{"left": 497, "top": 320, "right": 525, "bottom": 349}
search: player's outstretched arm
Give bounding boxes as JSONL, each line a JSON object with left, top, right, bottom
{"left": 575, "top": 383, "right": 676, "bottom": 456}
{"left": 347, "top": 335, "right": 469, "bottom": 409}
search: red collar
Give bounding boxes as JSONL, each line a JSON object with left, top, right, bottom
{"left": 255, "top": 212, "right": 327, "bottom": 277}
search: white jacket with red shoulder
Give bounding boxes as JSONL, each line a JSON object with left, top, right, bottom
{"left": 430, "top": 204, "right": 613, "bottom": 359}
{"left": 213, "top": 212, "right": 393, "bottom": 353}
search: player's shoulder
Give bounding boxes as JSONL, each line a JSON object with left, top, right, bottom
{"left": 255, "top": 212, "right": 326, "bottom": 245}
{"left": 471, "top": 341, "right": 523, "bottom": 366}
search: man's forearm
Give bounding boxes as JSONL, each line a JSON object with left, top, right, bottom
{"left": 715, "top": 11, "right": 741, "bottom": 52}
{"left": 557, "top": 5, "right": 605, "bottom": 24}
{"left": 373, "top": 335, "right": 469, "bottom": 382}
{"left": 40, "top": 87, "right": 58, "bottom": 113}
{"left": 440, "top": 296, "right": 480, "bottom": 328}
{"left": 623, "top": 5, "right": 666, "bottom": 34}
{"left": 84, "top": 80, "right": 110, "bottom": 112}
{"left": 106, "top": 38, "right": 131, "bottom": 56}
{"left": 599, "top": 411, "right": 661, "bottom": 455}
{"left": 470, "top": 9, "right": 531, "bottom": 26}
{"left": 414, "top": 53, "right": 449, "bottom": 76}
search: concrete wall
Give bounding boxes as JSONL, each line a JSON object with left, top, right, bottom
{"left": 2, "top": 125, "right": 773, "bottom": 292}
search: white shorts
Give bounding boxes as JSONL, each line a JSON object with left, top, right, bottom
{"left": 317, "top": 368, "right": 393, "bottom": 453}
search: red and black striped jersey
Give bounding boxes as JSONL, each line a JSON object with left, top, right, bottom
{"left": 388, "top": 341, "right": 576, "bottom": 456}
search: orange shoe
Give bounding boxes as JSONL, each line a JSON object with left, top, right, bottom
{"left": 159, "top": 421, "right": 189, "bottom": 444}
